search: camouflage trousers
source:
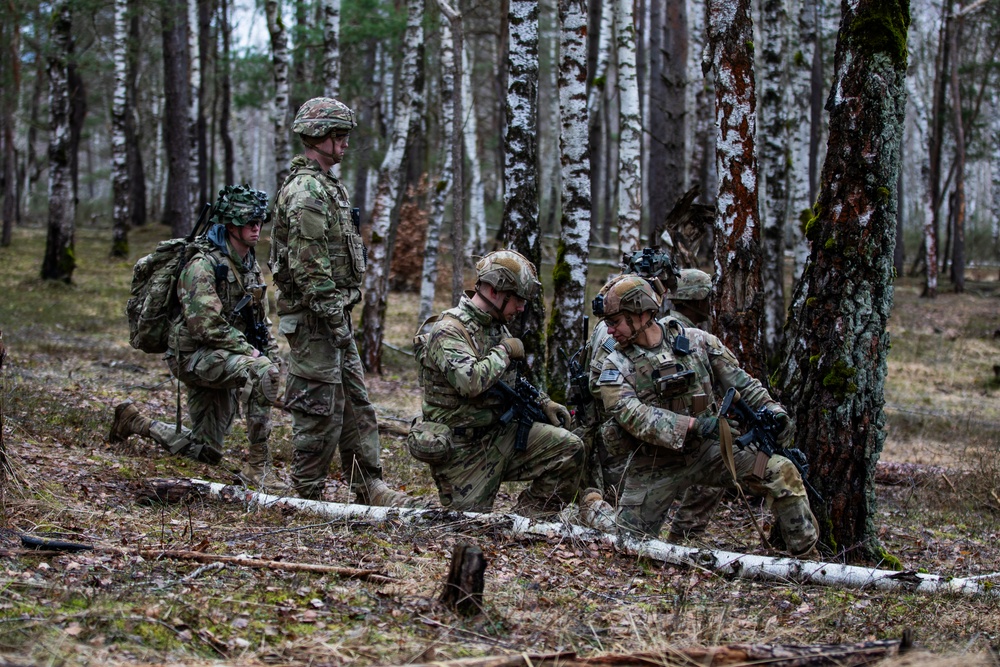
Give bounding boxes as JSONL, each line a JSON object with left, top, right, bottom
{"left": 429, "top": 421, "right": 585, "bottom": 514}
{"left": 283, "top": 339, "right": 382, "bottom": 500}
{"left": 155, "top": 347, "right": 275, "bottom": 461}
{"left": 616, "top": 436, "right": 817, "bottom": 555}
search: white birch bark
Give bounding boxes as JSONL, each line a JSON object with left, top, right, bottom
{"left": 462, "top": 45, "right": 487, "bottom": 258}
{"left": 588, "top": 0, "right": 614, "bottom": 242}
{"left": 188, "top": 0, "right": 200, "bottom": 207}
{"left": 788, "top": 0, "right": 817, "bottom": 281}
{"left": 615, "top": 0, "right": 642, "bottom": 254}
{"left": 111, "top": 0, "right": 129, "bottom": 256}
{"left": 438, "top": 0, "right": 465, "bottom": 306}
{"left": 548, "top": 0, "right": 591, "bottom": 402}
{"left": 991, "top": 88, "right": 1000, "bottom": 248}
{"left": 321, "top": 0, "right": 341, "bottom": 96}
{"left": 418, "top": 12, "right": 456, "bottom": 325}
{"left": 361, "top": 0, "right": 423, "bottom": 372}
{"left": 266, "top": 0, "right": 290, "bottom": 193}
{"left": 907, "top": 3, "right": 937, "bottom": 295}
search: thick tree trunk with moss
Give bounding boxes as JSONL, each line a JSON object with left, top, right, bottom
{"left": 707, "top": 0, "right": 766, "bottom": 381}
{"left": 546, "top": 0, "right": 590, "bottom": 403}
{"left": 776, "top": 0, "right": 909, "bottom": 563}
{"left": 502, "top": 0, "right": 545, "bottom": 384}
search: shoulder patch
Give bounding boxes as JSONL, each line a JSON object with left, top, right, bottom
{"left": 601, "top": 337, "right": 617, "bottom": 353}
{"left": 303, "top": 197, "right": 326, "bottom": 213}
{"left": 598, "top": 368, "right": 623, "bottom": 385}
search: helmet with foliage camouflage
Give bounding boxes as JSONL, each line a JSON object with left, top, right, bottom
{"left": 592, "top": 275, "right": 660, "bottom": 318}
{"left": 621, "top": 246, "right": 680, "bottom": 295}
{"left": 292, "top": 97, "right": 357, "bottom": 137}
{"left": 475, "top": 250, "right": 541, "bottom": 300}
{"left": 669, "top": 269, "right": 712, "bottom": 301}
{"left": 211, "top": 184, "right": 269, "bottom": 227}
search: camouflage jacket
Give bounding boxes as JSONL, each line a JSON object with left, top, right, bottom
{"left": 269, "top": 155, "right": 367, "bottom": 325}
{"left": 171, "top": 225, "right": 277, "bottom": 358}
{"left": 597, "top": 320, "right": 777, "bottom": 451}
{"left": 416, "top": 294, "right": 520, "bottom": 429}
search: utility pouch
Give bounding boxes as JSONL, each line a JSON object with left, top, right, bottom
{"left": 406, "top": 419, "right": 454, "bottom": 465}
{"left": 654, "top": 369, "right": 695, "bottom": 396}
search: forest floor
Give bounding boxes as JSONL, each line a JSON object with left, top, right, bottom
{"left": 1, "top": 226, "right": 999, "bottom": 667}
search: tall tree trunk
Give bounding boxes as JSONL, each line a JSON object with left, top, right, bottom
{"left": 126, "top": 0, "right": 146, "bottom": 228}
{"left": 161, "top": 0, "right": 192, "bottom": 237}
{"left": 991, "top": 84, "right": 1000, "bottom": 254}
{"left": 218, "top": 0, "right": 234, "bottom": 185}
{"left": 196, "top": 0, "right": 211, "bottom": 207}
{"left": 777, "top": 0, "right": 909, "bottom": 563}
{"left": 789, "top": 0, "right": 818, "bottom": 281}
{"left": 947, "top": 14, "right": 965, "bottom": 294}
{"left": 760, "top": 0, "right": 790, "bottom": 367}
{"left": 440, "top": 1, "right": 465, "bottom": 309}
{"left": 42, "top": 1, "right": 76, "bottom": 283}
{"left": 707, "top": 0, "right": 766, "bottom": 381}
{"left": 502, "top": 0, "right": 546, "bottom": 382}
{"left": 615, "top": 0, "right": 642, "bottom": 256}
{"left": 187, "top": 0, "right": 200, "bottom": 208}
{"left": 111, "top": 0, "right": 130, "bottom": 257}
{"left": 321, "top": 0, "right": 341, "bottom": 95}
{"left": 291, "top": 0, "right": 309, "bottom": 113}
{"left": 67, "top": 58, "right": 87, "bottom": 210}
{"left": 266, "top": 0, "right": 291, "bottom": 193}
{"left": 894, "top": 165, "right": 905, "bottom": 275}
{"left": 1, "top": 2, "right": 21, "bottom": 248}
{"left": 360, "top": 0, "right": 423, "bottom": 373}
{"left": 689, "top": 0, "right": 716, "bottom": 214}
{"left": 548, "top": 0, "right": 590, "bottom": 404}
{"left": 924, "top": 0, "right": 952, "bottom": 297}
{"left": 587, "top": 0, "right": 610, "bottom": 250}
{"left": 462, "top": 45, "right": 487, "bottom": 258}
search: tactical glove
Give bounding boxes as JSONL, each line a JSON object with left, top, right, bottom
{"left": 331, "top": 322, "right": 354, "bottom": 349}
{"left": 543, "top": 400, "right": 573, "bottom": 428}
{"left": 769, "top": 406, "right": 794, "bottom": 447}
{"left": 500, "top": 337, "right": 525, "bottom": 360}
{"left": 694, "top": 415, "right": 720, "bottom": 440}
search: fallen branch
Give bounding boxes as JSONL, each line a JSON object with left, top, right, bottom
{"left": 130, "top": 549, "right": 396, "bottom": 583}
{"left": 190, "top": 479, "right": 1000, "bottom": 598}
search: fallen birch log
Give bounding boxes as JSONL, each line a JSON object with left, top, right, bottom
{"left": 190, "top": 479, "right": 1000, "bottom": 598}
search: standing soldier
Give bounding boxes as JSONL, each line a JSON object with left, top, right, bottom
{"left": 269, "top": 97, "right": 414, "bottom": 506}
{"left": 110, "top": 185, "right": 283, "bottom": 489}
{"left": 409, "top": 250, "right": 586, "bottom": 516}
{"left": 594, "top": 275, "right": 818, "bottom": 556}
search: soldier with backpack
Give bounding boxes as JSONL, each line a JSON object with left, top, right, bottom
{"left": 110, "top": 185, "right": 283, "bottom": 490}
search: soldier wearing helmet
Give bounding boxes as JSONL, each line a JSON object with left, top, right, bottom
{"left": 110, "top": 185, "right": 284, "bottom": 491}
{"left": 269, "top": 97, "right": 417, "bottom": 507}
{"left": 667, "top": 268, "right": 713, "bottom": 328}
{"left": 408, "top": 249, "right": 586, "bottom": 517}
{"left": 594, "top": 275, "right": 818, "bottom": 557}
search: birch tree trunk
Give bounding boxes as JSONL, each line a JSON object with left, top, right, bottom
{"left": 503, "top": 0, "right": 546, "bottom": 382}
{"left": 439, "top": 1, "right": 465, "bottom": 309}
{"left": 161, "top": 0, "right": 192, "bottom": 237}
{"left": 462, "top": 46, "right": 487, "bottom": 258}
{"left": 777, "top": 0, "right": 909, "bottom": 563}
{"left": 760, "top": 0, "right": 790, "bottom": 366}
{"left": 1, "top": 3, "right": 21, "bottom": 248}
{"left": 321, "top": 0, "right": 341, "bottom": 95}
{"left": 418, "top": 8, "right": 457, "bottom": 326}
{"left": 587, "top": 0, "right": 613, "bottom": 247}
{"left": 42, "top": 1, "right": 76, "bottom": 283}
{"left": 789, "top": 0, "right": 818, "bottom": 281}
{"left": 947, "top": 14, "right": 965, "bottom": 294}
{"left": 548, "top": 0, "right": 590, "bottom": 403}
{"left": 111, "top": 0, "right": 129, "bottom": 258}
{"left": 615, "top": 0, "right": 642, "bottom": 255}
{"left": 360, "top": 0, "right": 423, "bottom": 373}
{"left": 707, "top": 0, "right": 765, "bottom": 381}
{"left": 689, "top": 0, "right": 716, "bottom": 215}
{"left": 991, "top": 87, "right": 1000, "bottom": 251}
{"left": 196, "top": 0, "right": 211, "bottom": 206}
{"left": 266, "top": 0, "right": 291, "bottom": 193}
{"left": 187, "top": 0, "right": 201, "bottom": 208}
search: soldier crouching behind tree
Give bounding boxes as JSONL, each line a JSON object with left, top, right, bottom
{"left": 594, "top": 275, "right": 819, "bottom": 557}
{"left": 409, "top": 250, "right": 589, "bottom": 517}
{"left": 109, "top": 185, "right": 284, "bottom": 491}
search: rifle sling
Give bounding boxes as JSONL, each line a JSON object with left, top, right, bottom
{"left": 718, "top": 419, "right": 772, "bottom": 549}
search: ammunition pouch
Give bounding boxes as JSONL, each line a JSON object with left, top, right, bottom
{"left": 406, "top": 420, "right": 454, "bottom": 465}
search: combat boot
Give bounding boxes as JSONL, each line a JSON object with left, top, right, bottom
{"left": 579, "top": 488, "right": 617, "bottom": 533}
{"left": 356, "top": 479, "right": 426, "bottom": 508}
{"left": 236, "top": 442, "right": 290, "bottom": 494}
{"left": 108, "top": 400, "right": 153, "bottom": 443}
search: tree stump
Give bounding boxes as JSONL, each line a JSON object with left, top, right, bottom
{"left": 439, "top": 543, "right": 486, "bottom": 616}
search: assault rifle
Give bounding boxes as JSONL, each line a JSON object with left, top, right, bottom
{"left": 719, "top": 387, "right": 824, "bottom": 503}
{"left": 491, "top": 376, "right": 550, "bottom": 452}
{"left": 233, "top": 284, "right": 271, "bottom": 355}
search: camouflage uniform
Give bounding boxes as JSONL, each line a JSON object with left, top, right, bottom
{"left": 595, "top": 279, "right": 817, "bottom": 555}
{"left": 269, "top": 99, "right": 385, "bottom": 501}
{"left": 412, "top": 254, "right": 584, "bottom": 514}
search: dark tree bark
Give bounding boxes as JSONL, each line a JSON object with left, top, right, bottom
{"left": 196, "top": 0, "right": 212, "bottom": 207}
{"left": 126, "top": 0, "right": 147, "bottom": 228}
{"left": 947, "top": 14, "right": 965, "bottom": 294}
{"left": 161, "top": 0, "right": 193, "bottom": 237}
{"left": 218, "top": 0, "right": 234, "bottom": 186}
{"left": 777, "top": 0, "right": 909, "bottom": 563}
{"left": 439, "top": 543, "right": 486, "bottom": 616}
{"left": 111, "top": 0, "right": 130, "bottom": 258}
{"left": 1, "top": 2, "right": 21, "bottom": 248}
{"left": 923, "top": 0, "right": 953, "bottom": 298}
{"left": 42, "top": 1, "right": 76, "bottom": 283}
{"left": 67, "top": 60, "right": 87, "bottom": 209}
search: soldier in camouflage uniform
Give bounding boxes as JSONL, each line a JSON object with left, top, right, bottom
{"left": 110, "top": 185, "right": 283, "bottom": 489}
{"left": 409, "top": 250, "right": 585, "bottom": 515}
{"left": 665, "top": 268, "right": 712, "bottom": 328}
{"left": 269, "top": 97, "right": 413, "bottom": 506}
{"left": 585, "top": 253, "right": 723, "bottom": 542}
{"left": 594, "top": 275, "right": 818, "bottom": 556}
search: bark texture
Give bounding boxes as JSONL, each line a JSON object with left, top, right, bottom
{"left": 777, "top": 0, "right": 909, "bottom": 563}
{"left": 1, "top": 3, "right": 22, "bottom": 248}
{"left": 161, "top": 0, "right": 192, "bottom": 237}
{"left": 707, "top": 0, "right": 765, "bottom": 381}
{"left": 789, "top": 0, "right": 819, "bottom": 281}
{"left": 111, "top": 0, "right": 129, "bottom": 258}
{"left": 321, "top": 0, "right": 341, "bottom": 95}
{"left": 266, "top": 0, "right": 291, "bottom": 193}
{"left": 615, "top": 0, "right": 642, "bottom": 255}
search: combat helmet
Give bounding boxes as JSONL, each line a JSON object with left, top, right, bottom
{"left": 211, "top": 184, "right": 269, "bottom": 227}
{"left": 621, "top": 246, "right": 680, "bottom": 295}
{"left": 669, "top": 269, "right": 712, "bottom": 301}
{"left": 292, "top": 97, "right": 357, "bottom": 137}
{"left": 593, "top": 275, "right": 661, "bottom": 319}
{"left": 475, "top": 250, "right": 541, "bottom": 301}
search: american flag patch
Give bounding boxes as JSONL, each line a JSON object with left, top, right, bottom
{"left": 601, "top": 337, "right": 616, "bottom": 353}
{"left": 598, "top": 369, "right": 622, "bottom": 384}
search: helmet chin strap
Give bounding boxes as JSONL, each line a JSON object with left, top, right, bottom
{"left": 476, "top": 285, "right": 511, "bottom": 323}
{"left": 304, "top": 135, "right": 337, "bottom": 162}
{"left": 622, "top": 312, "right": 656, "bottom": 345}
